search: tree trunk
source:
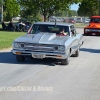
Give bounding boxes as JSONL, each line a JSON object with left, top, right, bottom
{"left": 43, "top": 14, "right": 46, "bottom": 22}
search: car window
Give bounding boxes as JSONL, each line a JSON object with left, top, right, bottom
{"left": 90, "top": 18, "right": 100, "bottom": 23}
{"left": 76, "top": 18, "right": 83, "bottom": 20}
{"left": 29, "top": 24, "right": 70, "bottom": 36}
{"left": 69, "top": 18, "right": 74, "bottom": 20}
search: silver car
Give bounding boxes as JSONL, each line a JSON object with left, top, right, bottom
{"left": 76, "top": 17, "right": 83, "bottom": 23}
{"left": 12, "top": 22, "right": 83, "bottom": 65}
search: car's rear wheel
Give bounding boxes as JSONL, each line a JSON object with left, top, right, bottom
{"left": 16, "top": 55, "right": 25, "bottom": 62}
{"left": 73, "top": 48, "right": 79, "bottom": 57}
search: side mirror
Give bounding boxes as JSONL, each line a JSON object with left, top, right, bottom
{"left": 70, "top": 32, "right": 73, "bottom": 37}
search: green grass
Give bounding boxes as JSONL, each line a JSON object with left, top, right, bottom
{"left": 0, "top": 25, "right": 2, "bottom": 29}
{"left": 0, "top": 31, "right": 25, "bottom": 50}
{"left": 74, "top": 23, "right": 89, "bottom": 28}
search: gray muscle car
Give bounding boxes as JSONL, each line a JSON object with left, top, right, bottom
{"left": 11, "top": 22, "right": 83, "bottom": 65}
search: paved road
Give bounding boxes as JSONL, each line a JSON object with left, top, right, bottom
{"left": 0, "top": 28, "right": 100, "bottom": 100}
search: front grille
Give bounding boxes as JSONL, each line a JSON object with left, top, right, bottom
{"left": 88, "top": 28, "right": 100, "bottom": 32}
{"left": 24, "top": 43, "right": 54, "bottom": 52}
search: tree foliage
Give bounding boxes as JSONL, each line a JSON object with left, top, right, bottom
{"left": 0, "top": 0, "right": 2, "bottom": 5}
{"left": 3, "top": 0, "right": 20, "bottom": 21}
{"left": 68, "top": 10, "right": 78, "bottom": 17}
{"left": 0, "top": 0, "right": 3, "bottom": 19}
{"left": 18, "top": 0, "right": 82, "bottom": 21}
{"left": 77, "top": 0, "right": 98, "bottom": 17}
{"left": 54, "top": 9, "right": 78, "bottom": 17}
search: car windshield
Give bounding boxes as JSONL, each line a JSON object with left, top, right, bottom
{"left": 69, "top": 18, "right": 74, "bottom": 20}
{"left": 76, "top": 18, "right": 81, "bottom": 20}
{"left": 86, "top": 19, "right": 90, "bottom": 21}
{"left": 28, "top": 24, "right": 69, "bottom": 35}
{"left": 90, "top": 18, "right": 100, "bottom": 23}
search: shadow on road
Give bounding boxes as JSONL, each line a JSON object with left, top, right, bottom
{"left": 0, "top": 52, "right": 61, "bottom": 66}
{"left": 80, "top": 48, "right": 100, "bottom": 53}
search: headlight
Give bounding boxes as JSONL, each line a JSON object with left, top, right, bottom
{"left": 59, "top": 45, "right": 65, "bottom": 51}
{"left": 85, "top": 29, "right": 90, "bottom": 33}
{"left": 13, "top": 42, "right": 25, "bottom": 49}
{"left": 20, "top": 43, "right": 25, "bottom": 48}
{"left": 14, "top": 42, "right": 20, "bottom": 48}
{"left": 54, "top": 45, "right": 65, "bottom": 51}
{"left": 54, "top": 46, "right": 59, "bottom": 50}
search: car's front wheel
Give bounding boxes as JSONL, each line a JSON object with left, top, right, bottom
{"left": 61, "top": 52, "right": 70, "bottom": 65}
{"left": 16, "top": 55, "right": 25, "bottom": 62}
{"left": 61, "top": 58, "right": 69, "bottom": 65}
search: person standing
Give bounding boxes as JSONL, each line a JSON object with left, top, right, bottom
{"left": 7, "top": 20, "right": 15, "bottom": 31}
{"left": 1, "top": 21, "right": 7, "bottom": 30}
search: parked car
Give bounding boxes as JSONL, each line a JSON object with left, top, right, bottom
{"left": 84, "top": 18, "right": 90, "bottom": 24}
{"left": 11, "top": 22, "right": 84, "bottom": 65}
{"left": 68, "top": 18, "right": 76, "bottom": 24}
{"left": 12, "top": 17, "right": 21, "bottom": 21}
{"left": 76, "top": 17, "right": 83, "bottom": 23}
{"left": 84, "top": 16, "right": 100, "bottom": 35}
{"left": 49, "top": 16, "right": 57, "bottom": 22}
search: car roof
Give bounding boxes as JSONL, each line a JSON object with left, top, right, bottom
{"left": 76, "top": 17, "right": 82, "bottom": 19}
{"left": 34, "top": 22, "right": 73, "bottom": 26}
{"left": 91, "top": 16, "right": 100, "bottom": 18}
{"left": 69, "top": 18, "right": 75, "bottom": 19}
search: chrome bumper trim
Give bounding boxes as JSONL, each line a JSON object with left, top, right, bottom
{"left": 11, "top": 49, "right": 67, "bottom": 59}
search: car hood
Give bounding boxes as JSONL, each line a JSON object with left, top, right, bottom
{"left": 15, "top": 32, "right": 69, "bottom": 45}
{"left": 85, "top": 22, "right": 100, "bottom": 28}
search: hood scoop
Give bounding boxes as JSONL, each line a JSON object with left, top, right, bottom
{"left": 32, "top": 32, "right": 56, "bottom": 43}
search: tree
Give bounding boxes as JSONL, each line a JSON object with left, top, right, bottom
{"left": 77, "top": 0, "right": 98, "bottom": 17}
{"left": 3, "top": 0, "right": 20, "bottom": 21}
{"left": 18, "top": 0, "right": 82, "bottom": 21}
{"left": 68, "top": 10, "right": 78, "bottom": 17}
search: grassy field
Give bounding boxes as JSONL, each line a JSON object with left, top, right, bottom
{"left": 0, "top": 31, "right": 25, "bottom": 50}
{"left": 74, "top": 23, "right": 88, "bottom": 28}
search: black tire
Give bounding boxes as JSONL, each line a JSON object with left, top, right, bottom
{"left": 61, "top": 58, "right": 69, "bottom": 65}
{"left": 16, "top": 55, "right": 25, "bottom": 62}
{"left": 84, "top": 33, "right": 87, "bottom": 36}
{"left": 74, "top": 48, "right": 79, "bottom": 57}
{"left": 61, "top": 52, "right": 70, "bottom": 65}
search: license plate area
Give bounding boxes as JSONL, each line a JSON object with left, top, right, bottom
{"left": 92, "top": 33, "right": 96, "bottom": 35}
{"left": 32, "top": 54, "right": 45, "bottom": 58}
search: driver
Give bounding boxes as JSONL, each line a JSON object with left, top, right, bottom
{"left": 60, "top": 28, "right": 67, "bottom": 36}
{"left": 40, "top": 26, "right": 46, "bottom": 32}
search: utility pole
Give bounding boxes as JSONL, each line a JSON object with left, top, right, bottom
{"left": 1, "top": 0, "right": 3, "bottom": 21}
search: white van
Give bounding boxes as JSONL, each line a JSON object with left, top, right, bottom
{"left": 76, "top": 17, "right": 83, "bottom": 23}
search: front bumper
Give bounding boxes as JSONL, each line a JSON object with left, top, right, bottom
{"left": 84, "top": 28, "right": 100, "bottom": 35}
{"left": 11, "top": 49, "right": 67, "bottom": 59}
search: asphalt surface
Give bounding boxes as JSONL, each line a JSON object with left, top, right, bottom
{"left": 0, "top": 28, "right": 100, "bottom": 100}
